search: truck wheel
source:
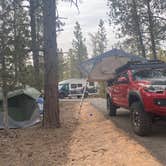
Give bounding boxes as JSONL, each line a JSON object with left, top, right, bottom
{"left": 59, "top": 93, "right": 65, "bottom": 99}
{"left": 130, "top": 102, "right": 152, "bottom": 136}
{"left": 107, "top": 95, "right": 116, "bottom": 116}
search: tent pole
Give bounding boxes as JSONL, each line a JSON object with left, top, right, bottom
{"left": 79, "top": 80, "right": 88, "bottom": 111}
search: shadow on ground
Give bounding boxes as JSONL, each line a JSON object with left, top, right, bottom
{"left": 0, "top": 102, "right": 80, "bottom": 166}
{"left": 90, "top": 98, "right": 166, "bottom": 166}
{"left": 111, "top": 110, "right": 166, "bottom": 165}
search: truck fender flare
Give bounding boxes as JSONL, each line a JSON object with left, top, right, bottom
{"left": 128, "top": 91, "right": 144, "bottom": 108}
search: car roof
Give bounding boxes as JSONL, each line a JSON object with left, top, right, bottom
{"left": 116, "top": 60, "right": 166, "bottom": 74}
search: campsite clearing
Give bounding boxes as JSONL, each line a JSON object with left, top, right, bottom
{"left": 0, "top": 101, "right": 162, "bottom": 166}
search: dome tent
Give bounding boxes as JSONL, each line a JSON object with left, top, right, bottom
{"left": 79, "top": 48, "right": 145, "bottom": 81}
{"left": 0, "top": 86, "right": 41, "bottom": 128}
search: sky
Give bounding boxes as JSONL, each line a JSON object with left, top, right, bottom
{"left": 57, "top": 0, "right": 117, "bottom": 56}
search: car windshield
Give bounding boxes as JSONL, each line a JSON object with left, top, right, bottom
{"left": 132, "top": 69, "right": 166, "bottom": 81}
{"left": 58, "top": 84, "right": 64, "bottom": 90}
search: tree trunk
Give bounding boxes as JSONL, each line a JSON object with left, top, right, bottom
{"left": 30, "top": 0, "right": 40, "bottom": 89}
{"left": 146, "top": 0, "right": 157, "bottom": 60}
{"left": 77, "top": 52, "right": 83, "bottom": 78}
{"left": 43, "top": 0, "right": 60, "bottom": 128}
{"left": 1, "top": 43, "right": 9, "bottom": 132}
{"left": 2, "top": 91, "right": 8, "bottom": 132}
{"left": 132, "top": 0, "right": 146, "bottom": 58}
{"left": 13, "top": 0, "right": 19, "bottom": 84}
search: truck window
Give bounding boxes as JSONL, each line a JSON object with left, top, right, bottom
{"left": 89, "top": 82, "right": 94, "bottom": 86}
{"left": 107, "top": 79, "right": 114, "bottom": 86}
{"left": 117, "top": 72, "right": 129, "bottom": 84}
{"left": 132, "top": 69, "right": 166, "bottom": 81}
{"left": 77, "top": 84, "right": 82, "bottom": 88}
{"left": 64, "top": 84, "right": 69, "bottom": 91}
{"left": 71, "top": 84, "right": 77, "bottom": 89}
{"left": 60, "top": 84, "right": 69, "bottom": 91}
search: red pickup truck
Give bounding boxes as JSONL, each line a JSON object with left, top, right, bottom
{"left": 106, "top": 60, "right": 166, "bottom": 136}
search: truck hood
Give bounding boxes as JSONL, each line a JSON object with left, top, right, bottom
{"left": 147, "top": 78, "right": 166, "bottom": 85}
{"left": 135, "top": 79, "right": 166, "bottom": 93}
{"left": 136, "top": 78, "right": 166, "bottom": 85}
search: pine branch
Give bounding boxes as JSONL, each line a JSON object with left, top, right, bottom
{"left": 62, "top": 0, "right": 80, "bottom": 13}
{"left": 153, "top": 15, "right": 166, "bottom": 22}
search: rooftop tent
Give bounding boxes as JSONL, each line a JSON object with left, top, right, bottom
{"left": 79, "top": 48, "right": 145, "bottom": 81}
{"left": 0, "top": 86, "right": 41, "bottom": 128}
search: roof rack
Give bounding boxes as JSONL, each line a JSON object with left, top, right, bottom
{"left": 116, "top": 60, "right": 166, "bottom": 74}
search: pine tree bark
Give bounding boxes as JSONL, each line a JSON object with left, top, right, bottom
{"left": 1, "top": 0, "right": 9, "bottom": 132}
{"left": 146, "top": 0, "right": 157, "bottom": 60}
{"left": 43, "top": 0, "right": 60, "bottom": 128}
{"left": 1, "top": 44, "right": 9, "bottom": 132}
{"left": 30, "top": 0, "right": 40, "bottom": 89}
{"left": 132, "top": 0, "right": 146, "bottom": 58}
{"left": 13, "top": 0, "right": 19, "bottom": 83}
{"left": 2, "top": 91, "right": 8, "bottom": 132}
{"left": 78, "top": 54, "right": 83, "bottom": 78}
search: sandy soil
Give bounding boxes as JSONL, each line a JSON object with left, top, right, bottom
{"left": 0, "top": 102, "right": 162, "bottom": 166}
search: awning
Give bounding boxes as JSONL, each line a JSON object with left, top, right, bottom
{"left": 79, "top": 48, "right": 145, "bottom": 81}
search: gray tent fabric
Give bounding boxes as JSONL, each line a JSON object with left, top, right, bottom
{"left": 0, "top": 86, "right": 40, "bottom": 100}
{"left": 79, "top": 48, "right": 145, "bottom": 81}
{"left": 0, "top": 86, "right": 41, "bottom": 128}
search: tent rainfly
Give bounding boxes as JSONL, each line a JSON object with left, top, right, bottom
{"left": 79, "top": 48, "right": 145, "bottom": 81}
{"left": 0, "top": 86, "right": 41, "bottom": 128}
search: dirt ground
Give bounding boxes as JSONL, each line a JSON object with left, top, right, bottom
{"left": 0, "top": 102, "right": 162, "bottom": 166}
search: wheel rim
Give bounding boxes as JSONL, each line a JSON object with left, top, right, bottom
{"left": 133, "top": 110, "right": 141, "bottom": 127}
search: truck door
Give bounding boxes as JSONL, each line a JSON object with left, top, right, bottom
{"left": 61, "top": 83, "right": 69, "bottom": 97}
{"left": 117, "top": 72, "right": 129, "bottom": 107}
{"left": 70, "top": 84, "right": 77, "bottom": 95}
{"left": 111, "top": 78, "right": 121, "bottom": 105}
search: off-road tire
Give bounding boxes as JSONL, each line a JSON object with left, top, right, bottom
{"left": 130, "top": 102, "right": 152, "bottom": 136}
{"left": 107, "top": 95, "right": 117, "bottom": 116}
{"left": 59, "top": 93, "right": 65, "bottom": 99}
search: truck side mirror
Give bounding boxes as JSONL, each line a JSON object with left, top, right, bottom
{"left": 107, "top": 79, "right": 113, "bottom": 86}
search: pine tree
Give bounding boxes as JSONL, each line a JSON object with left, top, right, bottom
{"left": 107, "top": 0, "right": 166, "bottom": 59}
{"left": 90, "top": 19, "right": 107, "bottom": 56}
{"left": 108, "top": 0, "right": 146, "bottom": 56}
{"left": 96, "top": 19, "right": 107, "bottom": 55}
{"left": 13, "top": 0, "right": 30, "bottom": 85}
{"left": 0, "top": 0, "right": 30, "bottom": 131}
{"left": 89, "top": 19, "right": 108, "bottom": 97}
{"left": 43, "top": 0, "right": 60, "bottom": 128}
{"left": 68, "top": 49, "right": 80, "bottom": 78}
{"left": 72, "top": 21, "right": 88, "bottom": 78}
{"left": 29, "top": 0, "right": 40, "bottom": 89}
{"left": 58, "top": 48, "right": 65, "bottom": 81}
{"left": 89, "top": 33, "right": 98, "bottom": 57}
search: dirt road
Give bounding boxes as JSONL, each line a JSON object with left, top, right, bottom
{"left": 0, "top": 101, "right": 163, "bottom": 166}
{"left": 90, "top": 98, "right": 166, "bottom": 165}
